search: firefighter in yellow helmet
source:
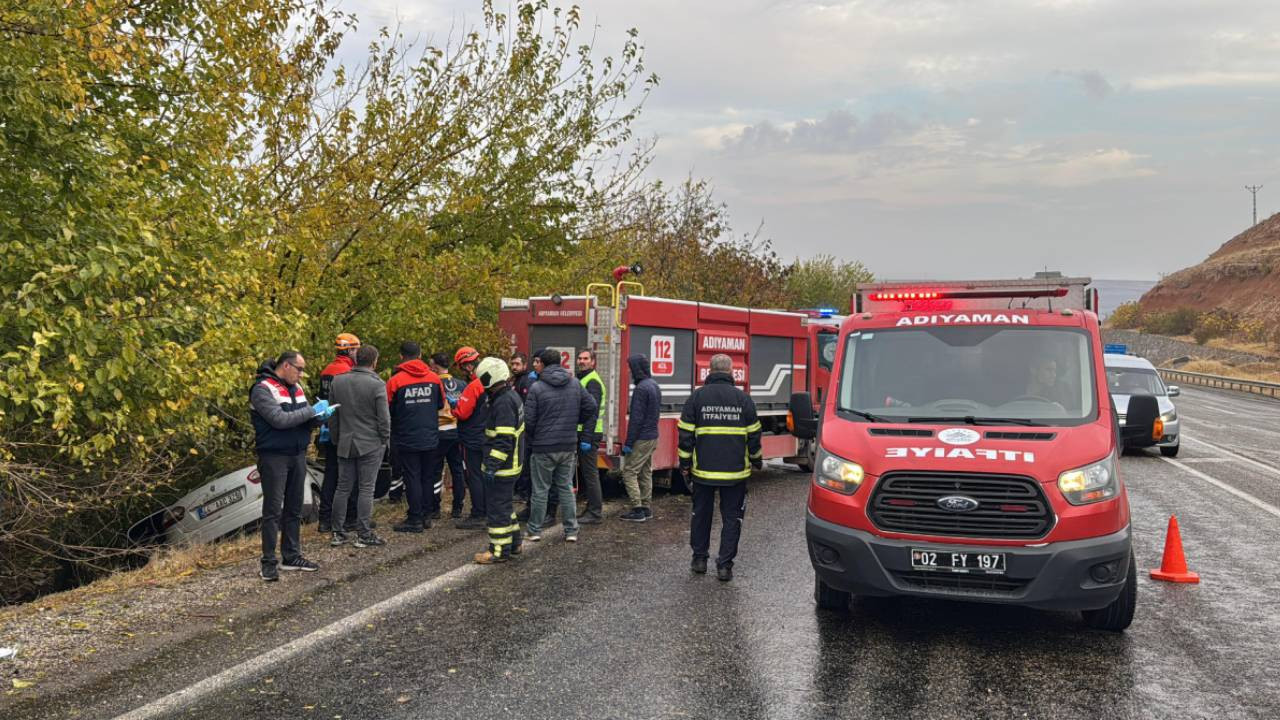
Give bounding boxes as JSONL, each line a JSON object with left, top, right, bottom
{"left": 473, "top": 357, "right": 525, "bottom": 563}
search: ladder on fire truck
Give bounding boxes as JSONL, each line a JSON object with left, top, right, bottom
{"left": 584, "top": 281, "right": 644, "bottom": 455}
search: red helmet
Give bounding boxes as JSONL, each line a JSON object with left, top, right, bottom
{"left": 334, "top": 333, "right": 361, "bottom": 352}
{"left": 454, "top": 346, "right": 480, "bottom": 365}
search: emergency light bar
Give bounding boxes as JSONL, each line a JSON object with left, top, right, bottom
{"left": 869, "top": 288, "right": 1069, "bottom": 302}
{"left": 855, "top": 275, "right": 1094, "bottom": 313}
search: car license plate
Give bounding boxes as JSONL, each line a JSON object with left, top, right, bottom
{"left": 910, "top": 548, "right": 1006, "bottom": 574}
{"left": 196, "top": 487, "right": 244, "bottom": 520}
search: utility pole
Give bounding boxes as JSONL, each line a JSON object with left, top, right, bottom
{"left": 1245, "top": 185, "right": 1263, "bottom": 226}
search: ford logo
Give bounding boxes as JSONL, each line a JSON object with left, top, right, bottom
{"left": 936, "top": 495, "right": 979, "bottom": 512}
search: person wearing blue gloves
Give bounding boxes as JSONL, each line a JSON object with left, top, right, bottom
{"left": 249, "top": 351, "right": 324, "bottom": 581}
{"left": 619, "top": 353, "right": 662, "bottom": 522}
{"left": 522, "top": 348, "right": 598, "bottom": 543}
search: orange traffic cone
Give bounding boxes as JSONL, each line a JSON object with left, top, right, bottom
{"left": 1150, "top": 515, "right": 1200, "bottom": 583}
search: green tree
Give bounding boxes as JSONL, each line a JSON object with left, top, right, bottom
{"left": 783, "top": 254, "right": 875, "bottom": 310}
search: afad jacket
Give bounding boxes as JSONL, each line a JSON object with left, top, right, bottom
{"left": 677, "top": 372, "right": 762, "bottom": 485}
{"left": 386, "top": 359, "right": 446, "bottom": 452}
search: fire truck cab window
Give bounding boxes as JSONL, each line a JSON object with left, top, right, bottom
{"left": 837, "top": 326, "right": 1097, "bottom": 426}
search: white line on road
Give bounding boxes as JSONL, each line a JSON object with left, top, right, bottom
{"left": 1176, "top": 457, "right": 1236, "bottom": 464}
{"left": 1160, "top": 456, "right": 1280, "bottom": 519}
{"left": 1181, "top": 435, "right": 1280, "bottom": 478}
{"left": 111, "top": 531, "right": 560, "bottom": 720}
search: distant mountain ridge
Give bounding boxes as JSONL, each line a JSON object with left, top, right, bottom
{"left": 1140, "top": 212, "right": 1280, "bottom": 319}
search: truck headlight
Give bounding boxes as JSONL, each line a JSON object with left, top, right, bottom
{"left": 1057, "top": 453, "right": 1118, "bottom": 505}
{"left": 1161, "top": 409, "right": 1177, "bottom": 423}
{"left": 815, "top": 446, "right": 864, "bottom": 495}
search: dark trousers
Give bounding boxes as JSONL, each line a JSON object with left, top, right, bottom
{"left": 431, "top": 435, "right": 466, "bottom": 514}
{"left": 576, "top": 440, "right": 603, "bottom": 518}
{"left": 400, "top": 448, "right": 438, "bottom": 521}
{"left": 462, "top": 443, "right": 487, "bottom": 518}
{"left": 485, "top": 472, "right": 522, "bottom": 559}
{"left": 690, "top": 481, "right": 748, "bottom": 569}
{"left": 318, "top": 442, "right": 358, "bottom": 531}
{"left": 258, "top": 451, "right": 307, "bottom": 568}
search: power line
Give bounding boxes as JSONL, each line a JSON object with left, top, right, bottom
{"left": 1245, "top": 184, "right": 1263, "bottom": 226}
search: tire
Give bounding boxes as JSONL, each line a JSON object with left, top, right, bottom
{"left": 1160, "top": 444, "right": 1179, "bottom": 458}
{"left": 1081, "top": 551, "right": 1136, "bottom": 632}
{"left": 814, "top": 575, "right": 851, "bottom": 612}
{"left": 795, "top": 462, "right": 813, "bottom": 474}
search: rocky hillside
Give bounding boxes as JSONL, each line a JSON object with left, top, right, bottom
{"left": 1141, "top": 211, "right": 1280, "bottom": 318}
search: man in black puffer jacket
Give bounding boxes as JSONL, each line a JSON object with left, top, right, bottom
{"left": 523, "top": 349, "right": 597, "bottom": 542}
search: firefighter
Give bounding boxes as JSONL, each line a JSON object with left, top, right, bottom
{"left": 678, "top": 353, "right": 762, "bottom": 582}
{"left": 574, "top": 349, "right": 606, "bottom": 524}
{"left": 451, "top": 346, "right": 488, "bottom": 529}
{"left": 473, "top": 357, "right": 525, "bottom": 564}
{"left": 316, "top": 333, "right": 361, "bottom": 533}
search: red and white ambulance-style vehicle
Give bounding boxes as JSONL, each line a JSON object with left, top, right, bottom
{"left": 498, "top": 280, "right": 843, "bottom": 488}
{"left": 794, "top": 274, "right": 1164, "bottom": 631}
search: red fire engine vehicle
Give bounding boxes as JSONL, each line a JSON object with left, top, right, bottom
{"left": 793, "top": 274, "right": 1162, "bottom": 632}
{"left": 498, "top": 282, "right": 843, "bottom": 487}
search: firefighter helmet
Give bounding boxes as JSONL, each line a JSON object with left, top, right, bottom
{"left": 334, "top": 333, "right": 361, "bottom": 352}
{"left": 475, "top": 357, "right": 511, "bottom": 389}
{"left": 454, "top": 346, "right": 480, "bottom": 366}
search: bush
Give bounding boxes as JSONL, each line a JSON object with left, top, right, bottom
{"left": 1108, "top": 302, "right": 1144, "bottom": 329}
{"left": 1192, "top": 309, "right": 1239, "bottom": 345}
{"left": 1143, "top": 307, "right": 1200, "bottom": 336}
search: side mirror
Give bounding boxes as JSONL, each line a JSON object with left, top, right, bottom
{"left": 1167, "top": 385, "right": 1180, "bottom": 397}
{"left": 789, "top": 392, "right": 818, "bottom": 440}
{"left": 1120, "top": 394, "right": 1161, "bottom": 448}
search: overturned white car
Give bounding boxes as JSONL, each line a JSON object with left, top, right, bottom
{"left": 128, "top": 459, "right": 401, "bottom": 546}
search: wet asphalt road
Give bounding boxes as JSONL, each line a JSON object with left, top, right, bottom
{"left": 27, "top": 385, "right": 1280, "bottom": 720}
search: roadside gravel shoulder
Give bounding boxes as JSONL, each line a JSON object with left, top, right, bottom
{"left": 0, "top": 502, "right": 461, "bottom": 707}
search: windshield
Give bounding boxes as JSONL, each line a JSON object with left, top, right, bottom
{"left": 1105, "top": 367, "right": 1166, "bottom": 396}
{"left": 837, "top": 326, "right": 1097, "bottom": 426}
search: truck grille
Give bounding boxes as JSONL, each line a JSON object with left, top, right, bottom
{"left": 868, "top": 472, "right": 1053, "bottom": 539}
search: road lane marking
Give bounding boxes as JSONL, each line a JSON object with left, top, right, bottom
{"left": 111, "top": 528, "right": 562, "bottom": 720}
{"left": 1181, "top": 435, "right": 1280, "bottom": 477}
{"left": 1177, "top": 457, "right": 1235, "bottom": 464}
{"left": 1160, "top": 456, "right": 1280, "bottom": 520}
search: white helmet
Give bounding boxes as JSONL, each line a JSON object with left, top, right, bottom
{"left": 475, "top": 356, "right": 511, "bottom": 389}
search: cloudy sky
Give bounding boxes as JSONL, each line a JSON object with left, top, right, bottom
{"left": 343, "top": 0, "right": 1280, "bottom": 280}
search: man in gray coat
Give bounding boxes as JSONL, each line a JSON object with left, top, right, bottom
{"left": 329, "top": 345, "right": 391, "bottom": 547}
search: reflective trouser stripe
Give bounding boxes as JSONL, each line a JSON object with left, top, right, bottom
{"left": 677, "top": 448, "right": 692, "bottom": 459}
{"left": 677, "top": 420, "right": 697, "bottom": 432}
{"left": 489, "top": 449, "right": 509, "bottom": 461}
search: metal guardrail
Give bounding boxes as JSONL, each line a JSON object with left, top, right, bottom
{"left": 1158, "top": 368, "right": 1280, "bottom": 399}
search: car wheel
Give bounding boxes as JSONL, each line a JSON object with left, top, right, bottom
{"left": 814, "top": 575, "right": 851, "bottom": 612}
{"left": 1081, "top": 551, "right": 1136, "bottom": 632}
{"left": 1160, "top": 444, "right": 1179, "bottom": 458}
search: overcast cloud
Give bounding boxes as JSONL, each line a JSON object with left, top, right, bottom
{"left": 343, "top": 0, "right": 1280, "bottom": 279}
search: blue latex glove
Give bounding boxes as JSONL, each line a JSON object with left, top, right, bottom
{"left": 579, "top": 441, "right": 592, "bottom": 453}
{"left": 311, "top": 399, "right": 330, "bottom": 418}
{"left": 317, "top": 425, "right": 331, "bottom": 445}
{"left": 622, "top": 445, "right": 633, "bottom": 456}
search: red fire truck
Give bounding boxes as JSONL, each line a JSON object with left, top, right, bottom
{"left": 794, "top": 274, "right": 1163, "bottom": 632}
{"left": 498, "top": 283, "right": 843, "bottom": 488}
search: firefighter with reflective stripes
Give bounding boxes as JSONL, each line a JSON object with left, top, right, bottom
{"left": 473, "top": 357, "right": 525, "bottom": 564}
{"left": 678, "top": 353, "right": 763, "bottom": 582}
